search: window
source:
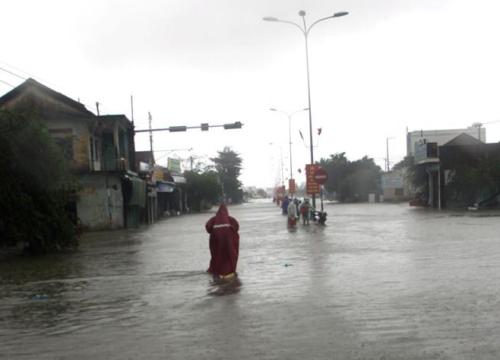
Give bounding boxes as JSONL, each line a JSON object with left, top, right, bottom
{"left": 54, "top": 136, "right": 74, "bottom": 160}
{"left": 90, "top": 136, "right": 100, "bottom": 162}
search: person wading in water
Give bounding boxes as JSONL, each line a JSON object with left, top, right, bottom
{"left": 205, "top": 203, "right": 240, "bottom": 281}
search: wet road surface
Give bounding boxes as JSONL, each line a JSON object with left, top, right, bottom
{"left": 1, "top": 201, "right": 500, "bottom": 359}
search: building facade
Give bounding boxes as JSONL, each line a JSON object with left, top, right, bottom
{"left": 412, "top": 133, "right": 500, "bottom": 209}
{"left": 0, "top": 78, "right": 144, "bottom": 230}
{"left": 407, "top": 126, "right": 485, "bottom": 157}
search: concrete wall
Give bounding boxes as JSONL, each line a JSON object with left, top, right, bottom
{"left": 382, "top": 169, "right": 409, "bottom": 201}
{"left": 77, "top": 173, "right": 124, "bottom": 230}
{"left": 46, "top": 118, "right": 91, "bottom": 172}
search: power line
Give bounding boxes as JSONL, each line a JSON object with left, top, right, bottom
{"left": 0, "top": 79, "right": 14, "bottom": 87}
{"left": 0, "top": 60, "right": 101, "bottom": 114}
{"left": 0, "top": 60, "right": 33, "bottom": 77}
{"left": 0, "top": 66, "right": 26, "bottom": 80}
{"left": 0, "top": 59, "right": 61, "bottom": 89}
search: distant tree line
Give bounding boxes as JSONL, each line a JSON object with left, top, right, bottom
{"left": 319, "top": 153, "right": 382, "bottom": 202}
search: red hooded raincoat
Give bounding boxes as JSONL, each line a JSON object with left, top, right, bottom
{"left": 205, "top": 204, "right": 240, "bottom": 276}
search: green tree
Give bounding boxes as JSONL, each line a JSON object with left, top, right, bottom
{"left": 319, "top": 153, "right": 381, "bottom": 202}
{"left": 256, "top": 188, "right": 268, "bottom": 198}
{"left": 393, "top": 156, "right": 428, "bottom": 197}
{"left": 211, "top": 147, "right": 243, "bottom": 204}
{"left": 0, "top": 110, "right": 78, "bottom": 253}
{"left": 319, "top": 152, "right": 348, "bottom": 197}
{"left": 184, "top": 170, "right": 221, "bottom": 211}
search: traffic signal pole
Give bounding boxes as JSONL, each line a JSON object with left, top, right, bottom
{"left": 135, "top": 121, "right": 243, "bottom": 133}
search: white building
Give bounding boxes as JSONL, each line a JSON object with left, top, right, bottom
{"left": 381, "top": 169, "right": 409, "bottom": 202}
{"left": 406, "top": 126, "right": 485, "bottom": 157}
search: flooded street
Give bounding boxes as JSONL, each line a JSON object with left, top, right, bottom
{"left": 1, "top": 201, "right": 500, "bottom": 359}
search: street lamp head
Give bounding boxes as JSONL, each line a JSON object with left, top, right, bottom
{"left": 263, "top": 16, "right": 279, "bottom": 22}
{"left": 333, "top": 11, "right": 349, "bottom": 18}
{"left": 298, "top": 10, "right": 306, "bottom": 17}
{"left": 269, "top": 108, "right": 277, "bottom": 112}
{"left": 303, "top": 107, "right": 309, "bottom": 111}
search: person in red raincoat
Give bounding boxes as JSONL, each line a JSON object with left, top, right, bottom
{"left": 205, "top": 203, "right": 240, "bottom": 278}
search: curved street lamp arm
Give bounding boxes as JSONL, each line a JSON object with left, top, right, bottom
{"left": 290, "top": 108, "right": 309, "bottom": 117}
{"left": 272, "top": 108, "right": 288, "bottom": 117}
{"left": 306, "top": 16, "right": 335, "bottom": 36}
{"left": 270, "top": 107, "right": 308, "bottom": 117}
{"left": 275, "top": 19, "right": 306, "bottom": 36}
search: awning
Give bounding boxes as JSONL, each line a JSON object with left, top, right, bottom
{"left": 172, "top": 175, "right": 186, "bottom": 184}
{"left": 157, "top": 181, "right": 176, "bottom": 193}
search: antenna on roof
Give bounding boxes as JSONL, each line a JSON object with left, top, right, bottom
{"left": 149, "top": 112, "right": 154, "bottom": 164}
{"left": 130, "top": 95, "right": 135, "bottom": 126}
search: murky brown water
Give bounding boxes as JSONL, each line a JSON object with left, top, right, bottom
{"left": 1, "top": 202, "right": 500, "bottom": 359}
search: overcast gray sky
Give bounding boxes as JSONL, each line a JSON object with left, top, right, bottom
{"left": 2, "top": 0, "right": 500, "bottom": 188}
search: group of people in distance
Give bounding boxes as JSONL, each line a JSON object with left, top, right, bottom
{"left": 280, "top": 195, "right": 312, "bottom": 228}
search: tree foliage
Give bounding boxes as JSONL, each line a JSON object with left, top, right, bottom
{"left": 319, "top": 153, "right": 381, "bottom": 202}
{"left": 211, "top": 147, "right": 243, "bottom": 204}
{"left": 184, "top": 170, "right": 221, "bottom": 211}
{"left": 393, "top": 156, "right": 427, "bottom": 193}
{"left": 0, "top": 110, "right": 78, "bottom": 253}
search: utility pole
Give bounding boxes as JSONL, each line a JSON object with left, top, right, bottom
{"left": 148, "top": 112, "right": 153, "bottom": 162}
{"left": 386, "top": 138, "right": 389, "bottom": 172}
{"left": 96, "top": 101, "right": 100, "bottom": 116}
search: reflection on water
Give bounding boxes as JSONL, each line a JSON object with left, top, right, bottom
{"left": 1, "top": 203, "right": 500, "bottom": 359}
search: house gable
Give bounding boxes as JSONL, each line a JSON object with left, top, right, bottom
{"left": 443, "top": 133, "right": 484, "bottom": 147}
{"left": 0, "top": 78, "right": 94, "bottom": 120}
{"left": 0, "top": 79, "right": 96, "bottom": 172}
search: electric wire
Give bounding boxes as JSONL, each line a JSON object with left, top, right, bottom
{"left": 0, "top": 79, "right": 14, "bottom": 87}
{"left": 0, "top": 60, "right": 104, "bottom": 116}
{"left": 0, "top": 66, "right": 26, "bottom": 80}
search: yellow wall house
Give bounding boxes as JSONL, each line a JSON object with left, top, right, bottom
{"left": 0, "top": 78, "right": 145, "bottom": 230}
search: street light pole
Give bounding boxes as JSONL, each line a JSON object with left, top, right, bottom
{"left": 386, "top": 137, "right": 394, "bottom": 172}
{"left": 264, "top": 10, "right": 348, "bottom": 208}
{"left": 269, "top": 142, "right": 285, "bottom": 186}
{"left": 270, "top": 107, "right": 308, "bottom": 181}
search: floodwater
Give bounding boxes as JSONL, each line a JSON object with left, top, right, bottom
{"left": 1, "top": 201, "right": 500, "bottom": 359}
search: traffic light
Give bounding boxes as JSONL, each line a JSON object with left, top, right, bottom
{"left": 169, "top": 126, "right": 187, "bottom": 132}
{"left": 223, "top": 121, "right": 243, "bottom": 130}
{"left": 201, "top": 123, "right": 209, "bottom": 131}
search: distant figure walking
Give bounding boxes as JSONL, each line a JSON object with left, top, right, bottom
{"left": 206, "top": 203, "right": 240, "bottom": 279}
{"left": 300, "top": 198, "right": 311, "bottom": 225}
{"left": 287, "top": 199, "right": 298, "bottom": 228}
{"left": 281, "top": 196, "right": 290, "bottom": 215}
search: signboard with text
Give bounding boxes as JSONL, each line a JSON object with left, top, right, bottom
{"left": 275, "top": 185, "right": 285, "bottom": 201}
{"left": 306, "top": 164, "right": 320, "bottom": 195}
{"left": 314, "top": 168, "right": 328, "bottom": 185}
{"left": 167, "top": 158, "right": 182, "bottom": 174}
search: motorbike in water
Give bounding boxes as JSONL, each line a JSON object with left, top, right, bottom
{"left": 311, "top": 209, "right": 327, "bottom": 225}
